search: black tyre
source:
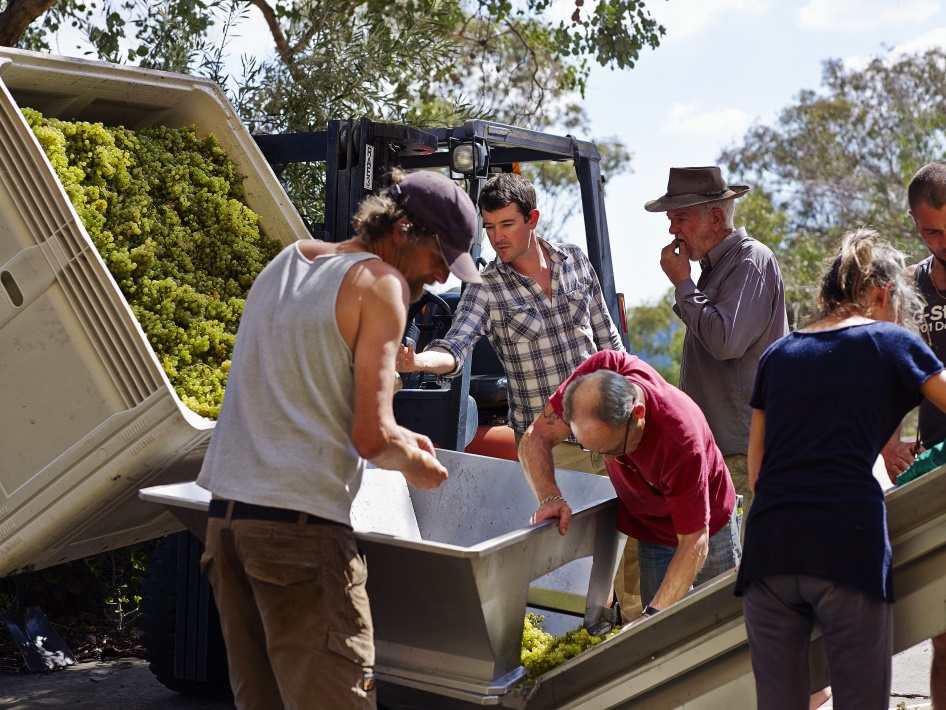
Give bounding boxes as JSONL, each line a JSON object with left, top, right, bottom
{"left": 138, "top": 531, "right": 232, "bottom": 697}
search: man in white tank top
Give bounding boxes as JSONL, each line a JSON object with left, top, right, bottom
{"left": 196, "top": 170, "right": 481, "bottom": 709}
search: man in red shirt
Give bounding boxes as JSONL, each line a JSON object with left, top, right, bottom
{"left": 519, "top": 350, "right": 740, "bottom": 624}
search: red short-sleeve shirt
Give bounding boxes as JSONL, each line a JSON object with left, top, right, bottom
{"left": 549, "top": 350, "right": 735, "bottom": 546}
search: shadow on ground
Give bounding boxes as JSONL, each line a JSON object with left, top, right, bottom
{"left": 0, "top": 658, "right": 235, "bottom": 710}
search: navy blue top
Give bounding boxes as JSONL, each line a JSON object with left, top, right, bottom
{"left": 734, "top": 322, "right": 943, "bottom": 601}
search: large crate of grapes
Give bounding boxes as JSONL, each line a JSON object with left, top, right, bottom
{"left": 0, "top": 48, "right": 309, "bottom": 576}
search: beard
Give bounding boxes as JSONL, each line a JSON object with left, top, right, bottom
{"left": 407, "top": 280, "right": 427, "bottom": 302}
{"left": 402, "top": 237, "right": 436, "bottom": 303}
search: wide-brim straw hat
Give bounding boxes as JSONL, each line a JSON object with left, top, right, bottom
{"left": 644, "top": 166, "right": 750, "bottom": 212}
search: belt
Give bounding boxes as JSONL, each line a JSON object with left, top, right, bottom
{"left": 208, "top": 499, "right": 348, "bottom": 528}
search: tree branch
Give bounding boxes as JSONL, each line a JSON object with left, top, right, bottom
{"left": 504, "top": 20, "right": 544, "bottom": 118}
{"left": 0, "top": 0, "right": 60, "bottom": 47}
{"left": 248, "top": 0, "right": 290, "bottom": 59}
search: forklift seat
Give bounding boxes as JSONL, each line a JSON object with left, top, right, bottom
{"left": 468, "top": 337, "right": 507, "bottom": 410}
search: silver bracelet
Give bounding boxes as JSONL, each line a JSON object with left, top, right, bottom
{"left": 538, "top": 494, "right": 566, "bottom": 507}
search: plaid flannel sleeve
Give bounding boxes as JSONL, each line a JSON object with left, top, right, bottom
{"left": 427, "top": 283, "right": 491, "bottom": 378}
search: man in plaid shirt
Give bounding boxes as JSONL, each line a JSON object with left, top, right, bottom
{"left": 397, "top": 172, "right": 638, "bottom": 615}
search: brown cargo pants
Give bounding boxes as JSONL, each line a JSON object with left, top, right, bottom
{"left": 202, "top": 505, "right": 376, "bottom": 710}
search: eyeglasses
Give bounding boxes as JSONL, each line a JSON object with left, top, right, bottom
{"left": 578, "top": 413, "right": 632, "bottom": 456}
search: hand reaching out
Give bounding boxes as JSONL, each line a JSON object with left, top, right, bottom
{"left": 396, "top": 342, "right": 419, "bottom": 373}
{"left": 881, "top": 439, "right": 921, "bottom": 484}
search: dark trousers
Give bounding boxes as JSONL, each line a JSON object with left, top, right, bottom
{"left": 742, "top": 574, "right": 893, "bottom": 710}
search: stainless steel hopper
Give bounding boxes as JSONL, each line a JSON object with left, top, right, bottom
{"left": 139, "top": 448, "right": 622, "bottom": 703}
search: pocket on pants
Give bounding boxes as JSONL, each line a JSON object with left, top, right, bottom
{"left": 244, "top": 558, "right": 321, "bottom": 587}
{"left": 343, "top": 547, "right": 368, "bottom": 588}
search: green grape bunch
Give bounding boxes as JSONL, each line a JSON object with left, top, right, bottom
{"left": 520, "top": 612, "right": 621, "bottom": 681}
{"left": 23, "top": 108, "right": 284, "bottom": 418}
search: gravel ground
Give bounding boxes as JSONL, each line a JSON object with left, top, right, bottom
{"left": 0, "top": 658, "right": 234, "bottom": 710}
{"left": 0, "top": 638, "right": 934, "bottom": 709}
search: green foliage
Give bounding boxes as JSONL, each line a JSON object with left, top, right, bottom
{"left": 483, "top": 0, "right": 663, "bottom": 84}
{"left": 18, "top": 0, "right": 236, "bottom": 74}
{"left": 10, "top": 0, "right": 649, "bottom": 224}
{"left": 732, "top": 188, "right": 789, "bottom": 251}
{"left": 445, "top": 0, "right": 661, "bottom": 126}
{"left": 230, "top": 0, "right": 466, "bottom": 227}
{"left": 80, "top": 546, "right": 151, "bottom": 628}
{"left": 626, "top": 288, "right": 683, "bottom": 384}
{"left": 720, "top": 48, "right": 946, "bottom": 322}
{"left": 13, "top": 0, "right": 663, "bottom": 120}
{"left": 0, "top": 542, "right": 157, "bottom": 630}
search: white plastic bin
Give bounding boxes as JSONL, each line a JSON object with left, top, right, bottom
{"left": 0, "top": 48, "right": 308, "bottom": 575}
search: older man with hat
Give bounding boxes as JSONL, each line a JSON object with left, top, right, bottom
{"left": 648, "top": 166, "right": 788, "bottom": 538}
{"left": 197, "top": 169, "right": 480, "bottom": 709}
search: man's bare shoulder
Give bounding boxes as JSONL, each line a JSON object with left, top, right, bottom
{"left": 296, "top": 238, "right": 378, "bottom": 259}
{"left": 295, "top": 238, "right": 337, "bottom": 259}
{"left": 333, "top": 247, "right": 407, "bottom": 348}
{"left": 342, "top": 254, "right": 408, "bottom": 306}
{"left": 296, "top": 239, "right": 398, "bottom": 281}
{"left": 904, "top": 263, "right": 919, "bottom": 280}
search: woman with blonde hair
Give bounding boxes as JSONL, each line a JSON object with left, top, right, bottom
{"left": 736, "top": 229, "right": 946, "bottom": 709}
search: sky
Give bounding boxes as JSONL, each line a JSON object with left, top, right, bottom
{"left": 575, "top": 0, "right": 946, "bottom": 307}
{"left": 49, "top": 0, "right": 946, "bottom": 307}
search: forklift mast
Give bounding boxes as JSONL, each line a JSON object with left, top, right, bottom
{"left": 252, "top": 118, "right": 629, "bottom": 452}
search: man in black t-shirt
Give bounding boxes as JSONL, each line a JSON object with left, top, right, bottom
{"left": 882, "top": 161, "right": 946, "bottom": 710}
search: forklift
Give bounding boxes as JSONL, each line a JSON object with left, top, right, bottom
{"left": 253, "top": 117, "right": 629, "bottom": 452}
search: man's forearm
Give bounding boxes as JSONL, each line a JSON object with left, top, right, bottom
{"left": 649, "top": 529, "right": 709, "bottom": 610}
{"left": 518, "top": 405, "right": 575, "bottom": 534}
{"left": 412, "top": 346, "right": 457, "bottom": 374}
{"left": 518, "top": 430, "right": 561, "bottom": 501}
{"left": 519, "top": 425, "right": 573, "bottom": 535}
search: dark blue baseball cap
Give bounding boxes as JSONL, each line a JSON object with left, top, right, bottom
{"left": 390, "top": 171, "right": 482, "bottom": 283}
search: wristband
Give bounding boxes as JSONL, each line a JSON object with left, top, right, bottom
{"left": 538, "top": 494, "right": 566, "bottom": 507}
{"left": 641, "top": 605, "right": 660, "bottom": 617}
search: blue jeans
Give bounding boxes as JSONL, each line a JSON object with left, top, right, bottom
{"left": 638, "top": 513, "right": 742, "bottom": 606}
